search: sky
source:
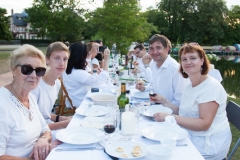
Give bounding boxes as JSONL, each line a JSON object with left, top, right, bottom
{"left": 0, "top": 0, "right": 240, "bottom": 15}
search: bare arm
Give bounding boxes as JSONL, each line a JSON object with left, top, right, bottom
{"left": 103, "top": 48, "right": 110, "bottom": 71}
{"left": 49, "top": 114, "right": 71, "bottom": 130}
{"left": 153, "top": 100, "right": 218, "bottom": 131}
{"left": 0, "top": 156, "right": 33, "bottom": 160}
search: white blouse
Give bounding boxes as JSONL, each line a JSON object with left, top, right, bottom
{"left": 179, "top": 77, "right": 231, "bottom": 159}
{"left": 0, "top": 87, "right": 50, "bottom": 158}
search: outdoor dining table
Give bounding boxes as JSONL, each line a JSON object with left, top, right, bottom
{"left": 46, "top": 83, "right": 205, "bottom": 160}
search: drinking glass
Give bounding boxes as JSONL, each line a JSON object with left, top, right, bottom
{"left": 103, "top": 114, "right": 116, "bottom": 144}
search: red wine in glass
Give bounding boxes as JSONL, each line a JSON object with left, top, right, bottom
{"left": 126, "top": 90, "right": 130, "bottom": 94}
{"left": 149, "top": 92, "right": 156, "bottom": 97}
{"left": 116, "top": 70, "right": 120, "bottom": 75}
{"left": 104, "top": 124, "right": 116, "bottom": 134}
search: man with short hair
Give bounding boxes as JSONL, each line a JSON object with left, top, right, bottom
{"left": 132, "top": 43, "right": 152, "bottom": 79}
{"left": 136, "top": 34, "right": 189, "bottom": 107}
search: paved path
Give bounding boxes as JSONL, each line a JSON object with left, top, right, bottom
{"left": 0, "top": 71, "right": 13, "bottom": 87}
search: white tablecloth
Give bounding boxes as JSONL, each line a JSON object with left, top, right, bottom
{"left": 46, "top": 88, "right": 204, "bottom": 160}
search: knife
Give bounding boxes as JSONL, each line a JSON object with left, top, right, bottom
{"left": 55, "top": 146, "right": 103, "bottom": 152}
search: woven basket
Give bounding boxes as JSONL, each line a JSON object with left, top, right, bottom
{"left": 91, "top": 95, "right": 117, "bottom": 106}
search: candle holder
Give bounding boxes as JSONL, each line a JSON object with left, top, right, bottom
{"left": 120, "top": 111, "right": 136, "bottom": 141}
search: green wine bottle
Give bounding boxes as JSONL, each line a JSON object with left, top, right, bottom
{"left": 117, "top": 83, "right": 129, "bottom": 113}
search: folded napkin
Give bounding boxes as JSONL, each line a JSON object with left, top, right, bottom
{"left": 164, "top": 115, "right": 180, "bottom": 128}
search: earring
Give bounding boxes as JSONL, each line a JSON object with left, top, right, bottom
{"left": 201, "top": 67, "right": 203, "bottom": 71}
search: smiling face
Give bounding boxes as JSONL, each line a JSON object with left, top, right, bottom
{"left": 12, "top": 56, "right": 45, "bottom": 92}
{"left": 180, "top": 52, "right": 204, "bottom": 76}
{"left": 46, "top": 50, "right": 69, "bottom": 76}
{"left": 148, "top": 41, "right": 169, "bottom": 63}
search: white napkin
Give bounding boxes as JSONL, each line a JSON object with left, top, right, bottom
{"left": 102, "top": 78, "right": 112, "bottom": 92}
{"left": 164, "top": 115, "right": 180, "bottom": 128}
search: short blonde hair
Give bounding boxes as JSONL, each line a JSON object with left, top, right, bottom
{"left": 10, "top": 44, "right": 46, "bottom": 68}
{"left": 46, "top": 42, "right": 69, "bottom": 59}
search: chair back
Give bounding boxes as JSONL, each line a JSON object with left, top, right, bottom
{"left": 57, "top": 77, "right": 76, "bottom": 115}
{"left": 226, "top": 100, "right": 240, "bottom": 130}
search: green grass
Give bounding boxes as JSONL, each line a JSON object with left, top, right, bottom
{"left": 0, "top": 51, "right": 11, "bottom": 59}
{"left": 227, "top": 97, "right": 240, "bottom": 160}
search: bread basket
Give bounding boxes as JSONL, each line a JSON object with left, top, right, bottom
{"left": 91, "top": 95, "right": 117, "bottom": 106}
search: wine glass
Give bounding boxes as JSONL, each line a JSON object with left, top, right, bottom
{"left": 149, "top": 85, "right": 156, "bottom": 105}
{"left": 103, "top": 114, "right": 116, "bottom": 144}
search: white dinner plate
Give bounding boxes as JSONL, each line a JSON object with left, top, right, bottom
{"left": 105, "top": 141, "right": 147, "bottom": 159}
{"left": 75, "top": 105, "right": 109, "bottom": 117}
{"left": 141, "top": 125, "right": 188, "bottom": 141}
{"left": 140, "top": 105, "right": 173, "bottom": 117}
{"left": 132, "top": 92, "right": 149, "bottom": 99}
{"left": 56, "top": 127, "right": 104, "bottom": 145}
{"left": 81, "top": 117, "right": 104, "bottom": 130}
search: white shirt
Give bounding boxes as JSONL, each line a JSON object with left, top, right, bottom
{"left": 208, "top": 69, "right": 222, "bottom": 82}
{"left": 91, "top": 58, "right": 99, "bottom": 69}
{"left": 0, "top": 87, "right": 50, "bottom": 157}
{"left": 31, "top": 79, "right": 61, "bottom": 124}
{"left": 62, "top": 69, "right": 109, "bottom": 108}
{"left": 147, "top": 55, "right": 189, "bottom": 107}
{"left": 179, "top": 77, "right": 231, "bottom": 159}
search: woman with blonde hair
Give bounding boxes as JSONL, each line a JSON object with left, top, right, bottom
{"left": 0, "top": 44, "right": 51, "bottom": 160}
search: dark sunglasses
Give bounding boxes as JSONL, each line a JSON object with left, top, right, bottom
{"left": 16, "top": 64, "right": 46, "bottom": 77}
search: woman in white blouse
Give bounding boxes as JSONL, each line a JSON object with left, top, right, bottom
{"left": 0, "top": 45, "right": 52, "bottom": 160}
{"left": 62, "top": 42, "right": 110, "bottom": 108}
{"left": 150, "top": 43, "right": 231, "bottom": 160}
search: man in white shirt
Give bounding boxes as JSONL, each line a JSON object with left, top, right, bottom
{"left": 136, "top": 34, "right": 189, "bottom": 107}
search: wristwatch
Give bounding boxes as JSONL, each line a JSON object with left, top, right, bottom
{"left": 55, "top": 114, "right": 60, "bottom": 122}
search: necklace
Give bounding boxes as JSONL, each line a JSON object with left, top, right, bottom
{"left": 11, "top": 83, "right": 33, "bottom": 121}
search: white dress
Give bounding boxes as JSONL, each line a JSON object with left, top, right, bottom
{"left": 0, "top": 87, "right": 50, "bottom": 158}
{"left": 179, "top": 77, "right": 231, "bottom": 160}
{"left": 31, "top": 78, "right": 61, "bottom": 124}
{"left": 62, "top": 69, "right": 109, "bottom": 108}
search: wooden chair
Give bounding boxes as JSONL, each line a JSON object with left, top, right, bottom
{"left": 226, "top": 100, "right": 240, "bottom": 160}
{"left": 57, "top": 77, "right": 76, "bottom": 116}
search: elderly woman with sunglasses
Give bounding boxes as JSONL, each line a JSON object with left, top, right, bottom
{"left": 150, "top": 43, "right": 231, "bottom": 160}
{"left": 0, "top": 45, "right": 52, "bottom": 160}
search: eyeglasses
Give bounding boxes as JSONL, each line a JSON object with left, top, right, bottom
{"left": 16, "top": 64, "right": 46, "bottom": 77}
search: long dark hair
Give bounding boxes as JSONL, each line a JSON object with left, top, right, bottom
{"left": 65, "top": 41, "right": 87, "bottom": 74}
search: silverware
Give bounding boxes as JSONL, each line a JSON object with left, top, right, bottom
{"left": 176, "top": 144, "right": 188, "bottom": 147}
{"left": 55, "top": 146, "right": 103, "bottom": 152}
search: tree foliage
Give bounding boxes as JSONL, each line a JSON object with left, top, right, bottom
{"left": 153, "top": 0, "right": 229, "bottom": 45}
{"left": 87, "top": 0, "right": 157, "bottom": 54}
{"left": 26, "top": 0, "right": 85, "bottom": 42}
{"left": 0, "top": 8, "right": 12, "bottom": 40}
{"left": 224, "top": 5, "right": 240, "bottom": 45}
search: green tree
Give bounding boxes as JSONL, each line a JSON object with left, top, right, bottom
{"left": 26, "top": 0, "right": 85, "bottom": 42}
{"left": 157, "top": 0, "right": 228, "bottom": 45}
{"left": 89, "top": 0, "right": 157, "bottom": 54}
{"left": 0, "top": 8, "right": 12, "bottom": 40}
{"left": 224, "top": 5, "right": 240, "bottom": 44}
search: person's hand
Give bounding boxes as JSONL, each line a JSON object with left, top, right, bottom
{"left": 29, "top": 137, "right": 51, "bottom": 160}
{"left": 132, "top": 68, "right": 138, "bottom": 74}
{"left": 153, "top": 112, "right": 169, "bottom": 122}
{"left": 142, "top": 54, "right": 152, "bottom": 64}
{"left": 50, "top": 140, "right": 63, "bottom": 151}
{"left": 135, "top": 81, "right": 145, "bottom": 92}
{"left": 133, "top": 60, "right": 139, "bottom": 66}
{"left": 103, "top": 47, "right": 110, "bottom": 60}
{"left": 150, "top": 94, "right": 167, "bottom": 104}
